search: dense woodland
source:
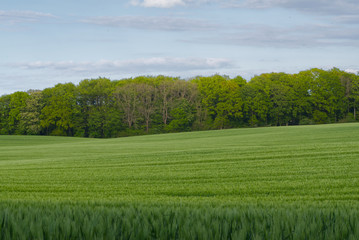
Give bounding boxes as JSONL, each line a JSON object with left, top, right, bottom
{"left": 1, "top": 68, "right": 359, "bottom": 138}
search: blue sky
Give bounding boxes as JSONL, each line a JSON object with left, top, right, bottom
{"left": 1, "top": 0, "right": 359, "bottom": 95}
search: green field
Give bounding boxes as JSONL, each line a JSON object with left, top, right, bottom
{"left": 1, "top": 123, "right": 359, "bottom": 239}
{"left": 1, "top": 123, "right": 359, "bottom": 204}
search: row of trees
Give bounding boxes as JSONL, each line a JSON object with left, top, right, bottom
{"left": 1, "top": 68, "right": 359, "bottom": 138}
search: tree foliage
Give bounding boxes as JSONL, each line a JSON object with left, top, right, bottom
{"left": 1, "top": 68, "right": 358, "bottom": 137}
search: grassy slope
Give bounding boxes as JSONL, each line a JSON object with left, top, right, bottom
{"left": 1, "top": 123, "right": 359, "bottom": 205}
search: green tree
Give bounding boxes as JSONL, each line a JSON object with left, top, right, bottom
{"left": 41, "top": 83, "right": 77, "bottom": 136}
{"left": 305, "top": 68, "right": 345, "bottom": 123}
{"left": 349, "top": 73, "right": 359, "bottom": 120}
{"left": 242, "top": 75, "right": 272, "bottom": 126}
{"left": 136, "top": 83, "right": 158, "bottom": 133}
{"left": 158, "top": 78, "right": 198, "bottom": 128}
{"left": 0, "top": 94, "right": 11, "bottom": 134}
{"left": 193, "top": 75, "right": 243, "bottom": 129}
{"left": 76, "top": 78, "right": 119, "bottom": 138}
{"left": 157, "top": 77, "right": 178, "bottom": 126}
{"left": 260, "top": 73, "right": 309, "bottom": 126}
{"left": 165, "top": 99, "right": 195, "bottom": 132}
{"left": 8, "top": 92, "right": 29, "bottom": 134}
{"left": 290, "top": 72, "right": 312, "bottom": 124}
{"left": 19, "top": 90, "right": 43, "bottom": 135}
{"left": 335, "top": 70, "right": 359, "bottom": 121}
{"left": 115, "top": 82, "right": 140, "bottom": 130}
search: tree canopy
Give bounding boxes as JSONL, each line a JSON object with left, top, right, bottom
{"left": 1, "top": 68, "right": 358, "bottom": 138}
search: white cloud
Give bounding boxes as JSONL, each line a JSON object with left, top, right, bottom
{"left": 190, "top": 22, "right": 359, "bottom": 48}
{"left": 345, "top": 69, "right": 359, "bottom": 74}
{"left": 11, "top": 57, "right": 233, "bottom": 74}
{"left": 136, "top": 0, "right": 359, "bottom": 16}
{"left": 130, "top": 0, "right": 212, "bottom": 8}
{"left": 131, "top": 0, "right": 186, "bottom": 8}
{"left": 0, "top": 10, "right": 56, "bottom": 24}
{"left": 81, "top": 16, "right": 218, "bottom": 31}
{"left": 0, "top": 58, "right": 234, "bottom": 94}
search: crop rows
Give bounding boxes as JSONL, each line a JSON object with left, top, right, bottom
{"left": 1, "top": 202, "right": 358, "bottom": 240}
{"left": 1, "top": 124, "right": 359, "bottom": 204}
{"left": 0, "top": 123, "right": 359, "bottom": 238}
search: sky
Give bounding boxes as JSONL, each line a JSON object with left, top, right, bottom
{"left": 1, "top": 0, "right": 359, "bottom": 95}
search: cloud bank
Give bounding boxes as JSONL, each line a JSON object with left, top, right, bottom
{"left": 211, "top": 23, "right": 359, "bottom": 48}
{"left": 0, "top": 10, "right": 56, "bottom": 24}
{"left": 129, "top": 0, "right": 359, "bottom": 17}
{"left": 81, "top": 16, "right": 217, "bottom": 31}
{"left": 235, "top": 0, "right": 359, "bottom": 15}
{"left": 1, "top": 57, "right": 233, "bottom": 94}
{"left": 81, "top": 15, "right": 358, "bottom": 48}
{"left": 129, "top": 0, "right": 210, "bottom": 8}
{"left": 11, "top": 57, "right": 233, "bottom": 74}
{"left": 130, "top": 0, "right": 186, "bottom": 8}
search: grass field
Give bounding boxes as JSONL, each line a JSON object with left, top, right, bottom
{"left": 1, "top": 123, "right": 359, "bottom": 239}
{"left": 1, "top": 123, "right": 359, "bottom": 204}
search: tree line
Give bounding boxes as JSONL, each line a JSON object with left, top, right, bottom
{"left": 1, "top": 68, "right": 359, "bottom": 138}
